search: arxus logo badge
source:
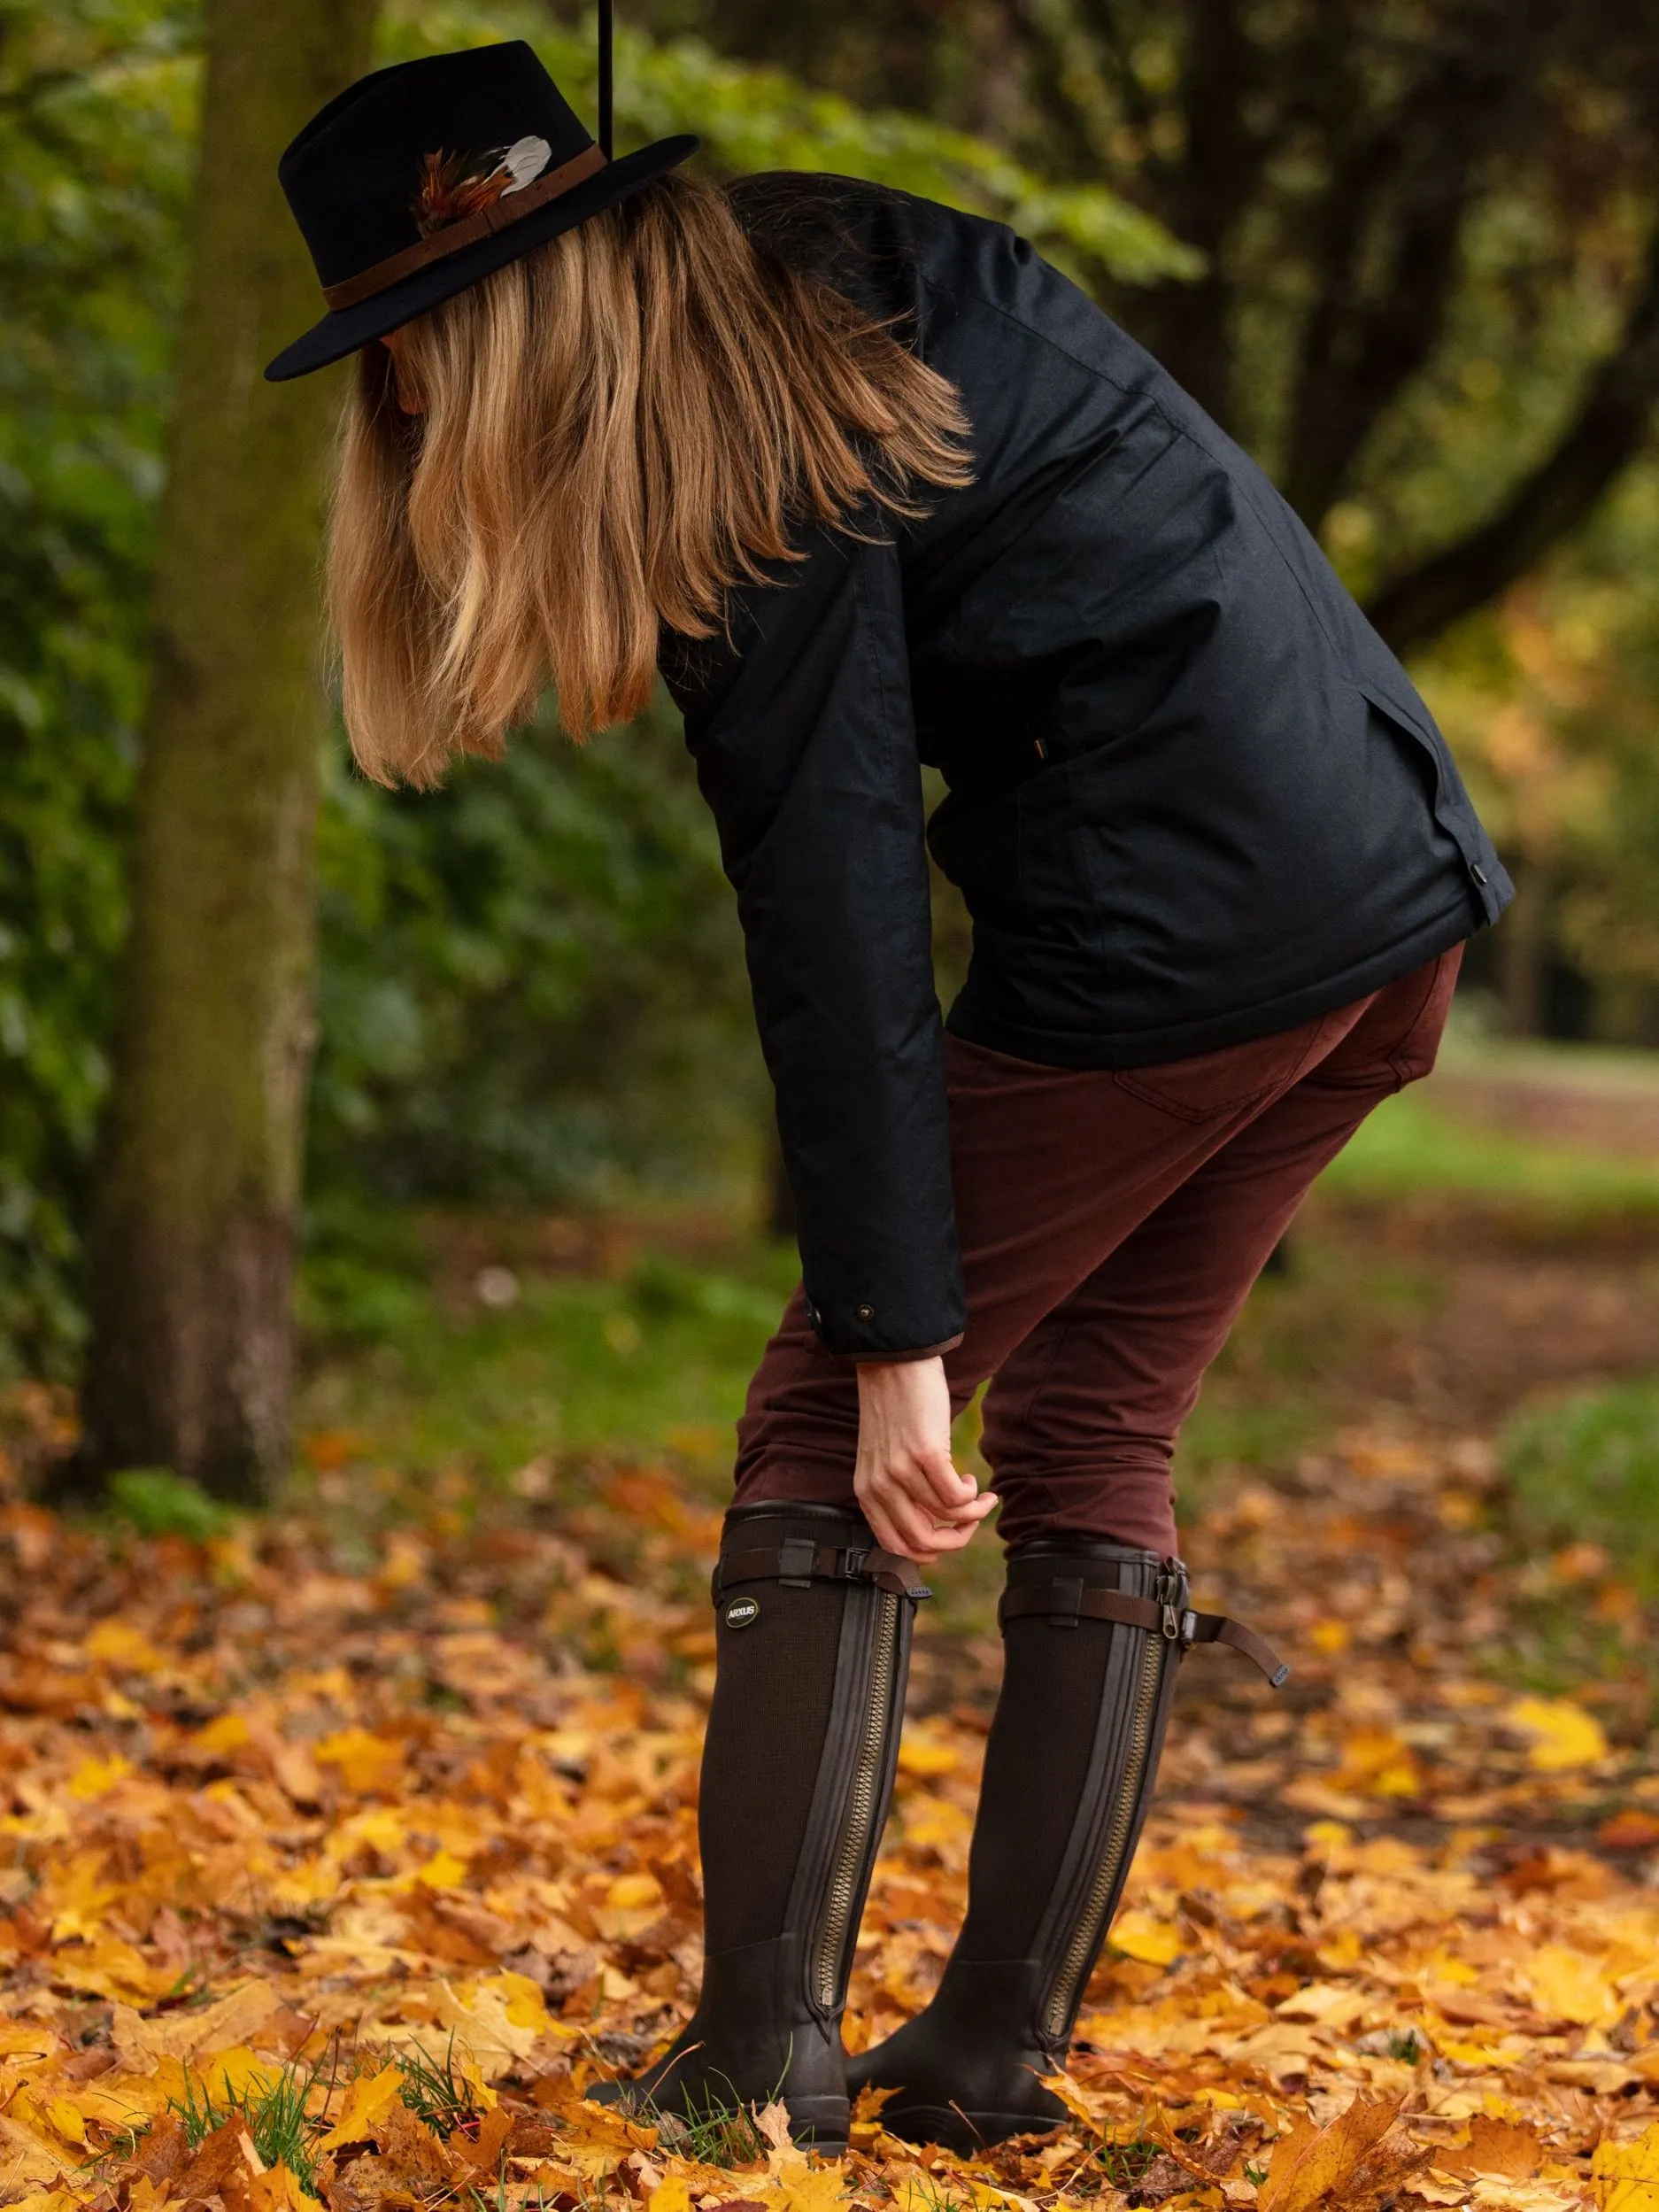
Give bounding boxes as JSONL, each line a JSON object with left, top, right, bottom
{"left": 723, "top": 1597, "right": 760, "bottom": 1629}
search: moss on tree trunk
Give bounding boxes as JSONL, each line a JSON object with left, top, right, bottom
{"left": 78, "top": 0, "right": 378, "bottom": 1501}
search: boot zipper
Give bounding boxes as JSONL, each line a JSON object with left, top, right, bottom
{"left": 1040, "top": 1607, "right": 1170, "bottom": 2044}
{"left": 811, "top": 1589, "right": 899, "bottom": 2010}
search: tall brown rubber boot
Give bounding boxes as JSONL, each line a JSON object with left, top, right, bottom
{"left": 847, "top": 1541, "right": 1286, "bottom": 2150}
{"left": 590, "top": 1502, "right": 929, "bottom": 2152}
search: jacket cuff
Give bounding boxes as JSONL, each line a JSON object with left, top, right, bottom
{"left": 802, "top": 1286, "right": 965, "bottom": 1361}
{"left": 846, "top": 1334, "right": 964, "bottom": 1365}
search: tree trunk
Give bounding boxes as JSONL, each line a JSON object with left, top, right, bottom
{"left": 1497, "top": 856, "right": 1550, "bottom": 1040}
{"left": 75, "top": 0, "right": 378, "bottom": 1501}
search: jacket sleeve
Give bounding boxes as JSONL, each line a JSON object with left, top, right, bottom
{"left": 678, "top": 522, "right": 966, "bottom": 1359}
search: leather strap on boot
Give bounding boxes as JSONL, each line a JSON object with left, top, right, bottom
{"left": 714, "top": 1538, "right": 931, "bottom": 1605}
{"left": 998, "top": 1574, "right": 1289, "bottom": 1687}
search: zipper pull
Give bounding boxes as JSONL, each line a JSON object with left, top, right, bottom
{"left": 1156, "top": 1564, "right": 1185, "bottom": 1642}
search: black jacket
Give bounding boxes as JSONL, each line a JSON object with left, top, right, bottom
{"left": 660, "top": 174, "right": 1511, "bottom": 1362}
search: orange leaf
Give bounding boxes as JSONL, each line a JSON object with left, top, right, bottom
{"left": 1438, "top": 2115, "right": 1544, "bottom": 2182}
{"left": 1260, "top": 2095, "right": 1405, "bottom": 2212}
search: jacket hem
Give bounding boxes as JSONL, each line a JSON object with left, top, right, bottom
{"left": 945, "top": 893, "right": 1482, "bottom": 1073}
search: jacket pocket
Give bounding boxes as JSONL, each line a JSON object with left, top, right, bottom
{"left": 1114, "top": 1021, "right": 1323, "bottom": 1123}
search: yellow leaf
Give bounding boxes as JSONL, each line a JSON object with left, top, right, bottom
{"left": 1308, "top": 1620, "right": 1351, "bottom": 1655}
{"left": 190, "top": 1713, "right": 252, "bottom": 1756}
{"left": 1505, "top": 1696, "right": 1609, "bottom": 1771}
{"left": 247, "top": 2165, "right": 316, "bottom": 2212}
{"left": 66, "top": 1752, "right": 133, "bottom": 1800}
{"left": 313, "top": 1727, "right": 405, "bottom": 1792}
{"left": 775, "top": 2158, "right": 853, "bottom": 2212}
{"left": 158, "top": 2049, "right": 283, "bottom": 2107}
{"left": 483, "top": 1969, "right": 556, "bottom": 2036}
{"left": 897, "top": 1727, "right": 959, "bottom": 1777}
{"left": 1110, "top": 1908, "right": 1184, "bottom": 1966}
{"left": 648, "top": 2178, "right": 693, "bottom": 2212}
{"left": 1036, "top": 2070, "right": 1100, "bottom": 2131}
{"left": 42, "top": 2101, "right": 85, "bottom": 2149}
{"left": 85, "top": 1621, "right": 166, "bottom": 1674}
{"left": 412, "top": 1848, "right": 469, "bottom": 1890}
{"left": 52, "top": 1932, "right": 178, "bottom": 2002}
{"left": 316, "top": 2063, "right": 406, "bottom": 2152}
{"left": 1529, "top": 1944, "right": 1617, "bottom": 2026}
{"left": 604, "top": 1873, "right": 662, "bottom": 1912}
{"left": 41, "top": 1850, "right": 119, "bottom": 1942}
{"left": 1331, "top": 1729, "right": 1422, "bottom": 1798}
{"left": 1593, "top": 2123, "right": 1659, "bottom": 2212}
{"left": 0, "top": 2114, "right": 70, "bottom": 2186}
{"left": 0, "top": 2024, "right": 58, "bottom": 2062}
{"left": 425, "top": 1979, "right": 535, "bottom": 2080}
{"left": 112, "top": 1979, "right": 279, "bottom": 2066}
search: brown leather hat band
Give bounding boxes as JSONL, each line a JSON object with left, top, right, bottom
{"left": 321, "top": 141, "right": 608, "bottom": 312}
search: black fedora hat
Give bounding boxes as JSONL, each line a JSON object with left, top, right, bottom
{"left": 266, "top": 39, "right": 696, "bottom": 382}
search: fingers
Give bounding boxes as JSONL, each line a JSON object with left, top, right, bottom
{"left": 856, "top": 1463, "right": 998, "bottom": 1566}
{"left": 914, "top": 1449, "right": 980, "bottom": 1516}
{"left": 853, "top": 1356, "right": 995, "bottom": 1564}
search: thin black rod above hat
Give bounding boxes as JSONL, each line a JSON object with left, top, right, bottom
{"left": 598, "top": 0, "right": 613, "bottom": 158}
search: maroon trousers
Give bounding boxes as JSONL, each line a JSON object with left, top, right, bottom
{"left": 735, "top": 950, "right": 1461, "bottom": 1554}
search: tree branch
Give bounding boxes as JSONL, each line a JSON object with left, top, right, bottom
{"left": 1124, "top": 0, "right": 1265, "bottom": 430}
{"left": 1282, "top": 113, "right": 1479, "bottom": 523}
{"left": 1366, "top": 220, "right": 1659, "bottom": 652}
{"left": 1281, "top": 3, "right": 1558, "bottom": 527}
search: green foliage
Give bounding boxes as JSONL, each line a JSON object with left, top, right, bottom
{"left": 0, "top": 0, "right": 195, "bottom": 1377}
{"left": 1505, "top": 1378, "right": 1659, "bottom": 1595}
{"left": 312, "top": 694, "right": 763, "bottom": 1217}
{"left": 0, "top": 0, "right": 1188, "bottom": 1385}
{"left": 383, "top": 4, "right": 1200, "bottom": 285}
{"left": 108, "top": 1466, "right": 235, "bottom": 1540}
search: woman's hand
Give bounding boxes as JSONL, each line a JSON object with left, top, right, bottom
{"left": 854, "top": 1356, "right": 997, "bottom": 1566}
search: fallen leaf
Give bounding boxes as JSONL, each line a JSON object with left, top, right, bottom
{"left": 1111, "top": 1908, "right": 1185, "bottom": 1966}
{"left": 1598, "top": 1808, "right": 1659, "bottom": 1850}
{"left": 1527, "top": 1944, "right": 1617, "bottom": 2026}
{"left": 315, "top": 2061, "right": 406, "bottom": 2151}
{"left": 1439, "top": 2115, "right": 1546, "bottom": 2181}
{"left": 1260, "top": 2094, "right": 1405, "bottom": 2212}
{"left": 1504, "top": 1696, "right": 1609, "bottom": 1771}
{"left": 1593, "top": 2123, "right": 1659, "bottom": 2212}
{"left": 112, "top": 1979, "right": 279, "bottom": 2066}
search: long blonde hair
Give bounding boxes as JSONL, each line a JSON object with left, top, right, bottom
{"left": 328, "top": 170, "right": 973, "bottom": 785}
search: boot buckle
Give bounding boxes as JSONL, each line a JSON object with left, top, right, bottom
{"left": 778, "top": 1536, "right": 817, "bottom": 1588}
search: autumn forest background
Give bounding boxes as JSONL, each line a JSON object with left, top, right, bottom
{"left": 0, "top": 2, "right": 1657, "bottom": 2208}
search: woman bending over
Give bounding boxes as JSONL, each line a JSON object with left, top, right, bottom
{"left": 270, "top": 40, "right": 1508, "bottom": 2154}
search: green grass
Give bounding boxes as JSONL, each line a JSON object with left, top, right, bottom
{"left": 107, "top": 1467, "right": 235, "bottom": 1543}
{"left": 294, "top": 1053, "right": 1659, "bottom": 1597}
{"left": 1323, "top": 1087, "right": 1659, "bottom": 1210}
{"left": 299, "top": 1242, "right": 799, "bottom": 1493}
{"left": 397, "top": 2038, "right": 490, "bottom": 2139}
{"left": 1504, "top": 1377, "right": 1659, "bottom": 1596}
{"left": 167, "top": 2055, "right": 324, "bottom": 2188}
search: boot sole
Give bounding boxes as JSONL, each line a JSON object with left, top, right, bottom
{"left": 876, "top": 2103, "right": 1064, "bottom": 2152}
{"left": 784, "top": 2095, "right": 849, "bottom": 2154}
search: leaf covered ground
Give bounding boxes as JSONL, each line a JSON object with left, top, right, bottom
{"left": 0, "top": 1374, "right": 1653, "bottom": 2212}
